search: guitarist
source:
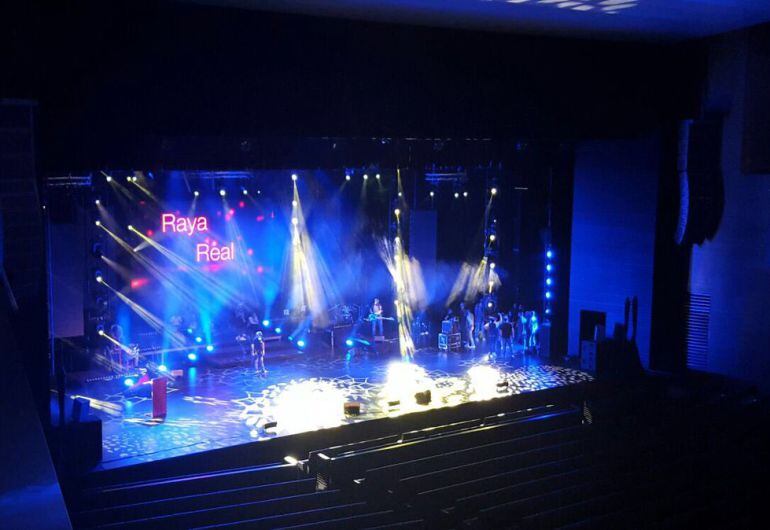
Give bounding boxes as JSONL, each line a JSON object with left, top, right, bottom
{"left": 370, "top": 297, "right": 384, "bottom": 338}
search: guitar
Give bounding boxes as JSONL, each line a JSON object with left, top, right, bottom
{"left": 367, "top": 313, "right": 396, "bottom": 322}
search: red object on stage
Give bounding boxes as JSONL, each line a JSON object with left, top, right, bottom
{"left": 152, "top": 378, "right": 167, "bottom": 419}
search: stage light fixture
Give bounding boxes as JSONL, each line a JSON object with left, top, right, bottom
{"left": 430, "top": 191, "right": 435, "bottom": 197}
{"left": 546, "top": 249, "right": 553, "bottom": 259}
{"left": 291, "top": 173, "right": 298, "bottom": 181}
{"left": 195, "top": 336, "right": 203, "bottom": 343}
{"left": 546, "top": 264, "right": 553, "bottom": 272}
{"left": 545, "top": 291, "right": 552, "bottom": 299}
{"left": 297, "top": 339, "right": 306, "bottom": 348}
{"left": 398, "top": 191, "right": 403, "bottom": 197}
{"left": 545, "top": 308, "right": 551, "bottom": 315}
{"left": 490, "top": 262, "right": 496, "bottom": 270}
{"left": 95, "top": 199, "right": 100, "bottom": 206}
{"left": 489, "top": 234, "right": 496, "bottom": 242}
{"left": 454, "top": 192, "right": 460, "bottom": 198}
{"left": 194, "top": 190, "right": 200, "bottom": 197}
{"left": 376, "top": 173, "right": 381, "bottom": 180}
{"left": 127, "top": 225, "right": 134, "bottom": 231}
{"left": 491, "top": 187, "right": 498, "bottom": 195}
{"left": 105, "top": 175, "right": 112, "bottom": 182}
{"left": 206, "top": 344, "right": 214, "bottom": 352}
{"left": 124, "top": 378, "right": 135, "bottom": 387}
{"left": 126, "top": 176, "right": 132, "bottom": 182}
{"left": 292, "top": 200, "right": 298, "bottom": 207}
{"left": 186, "top": 327, "right": 193, "bottom": 334}
{"left": 394, "top": 208, "right": 400, "bottom": 216}
{"left": 345, "top": 174, "right": 351, "bottom": 181}
{"left": 132, "top": 176, "right": 138, "bottom": 182}
{"left": 187, "top": 352, "right": 197, "bottom": 361}
{"left": 345, "top": 339, "right": 354, "bottom": 347}
{"left": 158, "top": 364, "right": 168, "bottom": 372}
{"left": 363, "top": 174, "right": 369, "bottom": 180}
{"left": 463, "top": 191, "right": 468, "bottom": 197}
{"left": 95, "top": 220, "right": 101, "bottom": 227}
{"left": 262, "top": 319, "right": 270, "bottom": 327}
{"left": 394, "top": 236, "right": 400, "bottom": 244}
{"left": 242, "top": 189, "right": 248, "bottom": 195}
{"left": 284, "top": 455, "right": 299, "bottom": 465}
{"left": 95, "top": 272, "right": 104, "bottom": 283}
{"left": 274, "top": 327, "right": 282, "bottom": 334}
{"left": 546, "top": 278, "right": 552, "bottom": 285}
{"left": 292, "top": 217, "right": 298, "bottom": 226}
{"left": 97, "top": 329, "right": 104, "bottom": 336}
{"left": 219, "top": 189, "right": 226, "bottom": 197}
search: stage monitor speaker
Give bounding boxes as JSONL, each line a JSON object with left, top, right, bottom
{"left": 344, "top": 402, "right": 361, "bottom": 415}
{"left": 71, "top": 396, "right": 91, "bottom": 422}
{"left": 415, "top": 389, "right": 432, "bottom": 405}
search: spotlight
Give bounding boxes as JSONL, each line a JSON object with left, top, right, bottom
{"left": 94, "top": 199, "right": 100, "bottom": 206}
{"left": 95, "top": 271, "right": 103, "bottom": 283}
{"left": 345, "top": 174, "right": 351, "bottom": 181}
{"left": 545, "top": 308, "right": 551, "bottom": 315}
{"left": 274, "top": 327, "right": 282, "bottom": 334}
{"left": 398, "top": 191, "right": 403, "bottom": 197}
{"left": 454, "top": 192, "right": 460, "bottom": 198}
{"left": 491, "top": 187, "right": 498, "bottom": 195}
{"left": 186, "top": 327, "right": 193, "bottom": 334}
{"left": 219, "top": 189, "right": 226, "bottom": 197}
{"left": 126, "top": 176, "right": 132, "bottom": 182}
{"left": 195, "top": 336, "right": 203, "bottom": 343}
{"left": 187, "top": 352, "right": 197, "bottom": 361}
{"left": 545, "top": 291, "right": 552, "bottom": 299}
{"left": 463, "top": 191, "right": 468, "bottom": 197}
{"left": 292, "top": 200, "right": 298, "bottom": 207}
{"left": 488, "top": 302, "right": 494, "bottom": 308}
{"left": 363, "top": 174, "right": 369, "bottom": 180}
{"left": 546, "top": 264, "right": 553, "bottom": 272}
{"left": 489, "top": 234, "right": 496, "bottom": 242}
{"left": 284, "top": 455, "right": 299, "bottom": 465}
{"left": 262, "top": 319, "right": 270, "bottom": 327}
{"left": 546, "top": 278, "right": 552, "bottom": 285}
{"left": 375, "top": 173, "right": 381, "bottom": 180}
{"left": 158, "top": 364, "right": 168, "bottom": 372}
{"left": 490, "top": 262, "right": 496, "bottom": 270}
{"left": 194, "top": 190, "right": 200, "bottom": 197}
{"left": 430, "top": 191, "right": 435, "bottom": 197}
{"left": 131, "top": 176, "right": 138, "bottom": 182}
{"left": 394, "top": 208, "right": 400, "bottom": 216}
{"left": 127, "top": 225, "right": 134, "bottom": 231}
{"left": 242, "top": 189, "right": 248, "bottom": 195}
{"left": 291, "top": 173, "right": 298, "bottom": 181}
{"left": 97, "top": 329, "right": 104, "bottom": 336}
{"left": 546, "top": 249, "right": 553, "bottom": 259}
{"left": 206, "top": 344, "right": 214, "bottom": 352}
{"left": 105, "top": 175, "right": 112, "bottom": 183}
{"left": 292, "top": 217, "right": 298, "bottom": 226}
{"left": 345, "top": 339, "right": 354, "bottom": 347}
{"left": 94, "top": 220, "right": 101, "bottom": 227}
{"left": 124, "top": 378, "right": 135, "bottom": 387}
{"left": 297, "top": 339, "right": 306, "bottom": 348}
{"left": 394, "top": 236, "right": 400, "bottom": 244}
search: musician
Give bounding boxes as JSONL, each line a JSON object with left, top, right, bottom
{"left": 251, "top": 331, "right": 267, "bottom": 375}
{"left": 371, "top": 297, "right": 384, "bottom": 337}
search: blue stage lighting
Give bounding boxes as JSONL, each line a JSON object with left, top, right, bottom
{"left": 546, "top": 264, "right": 553, "bottom": 272}
{"left": 297, "top": 339, "right": 306, "bottom": 348}
{"left": 546, "top": 278, "right": 552, "bottom": 285}
{"left": 206, "top": 344, "right": 214, "bottom": 352}
{"left": 158, "top": 364, "right": 168, "bottom": 372}
{"left": 262, "top": 319, "right": 270, "bottom": 327}
{"left": 195, "top": 336, "right": 203, "bottom": 343}
{"left": 545, "top": 308, "right": 552, "bottom": 315}
{"left": 186, "top": 327, "right": 193, "bottom": 334}
{"left": 345, "top": 339, "right": 354, "bottom": 347}
{"left": 187, "top": 352, "right": 197, "bottom": 361}
{"left": 274, "top": 327, "right": 282, "bottom": 334}
{"left": 545, "top": 291, "right": 552, "bottom": 299}
{"left": 124, "top": 378, "right": 135, "bottom": 387}
{"left": 546, "top": 249, "right": 553, "bottom": 259}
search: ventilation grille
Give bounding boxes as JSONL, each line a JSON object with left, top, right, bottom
{"left": 686, "top": 292, "right": 710, "bottom": 370}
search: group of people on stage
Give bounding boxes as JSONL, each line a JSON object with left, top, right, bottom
{"left": 444, "top": 298, "right": 540, "bottom": 356}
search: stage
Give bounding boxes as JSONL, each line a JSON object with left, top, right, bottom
{"left": 62, "top": 347, "right": 592, "bottom": 470}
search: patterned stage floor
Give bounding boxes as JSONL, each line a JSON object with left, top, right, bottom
{"left": 67, "top": 349, "right": 592, "bottom": 469}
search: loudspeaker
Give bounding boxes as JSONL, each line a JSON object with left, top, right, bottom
{"left": 71, "top": 396, "right": 91, "bottom": 422}
{"left": 344, "top": 402, "right": 361, "bottom": 415}
{"left": 414, "top": 389, "right": 432, "bottom": 405}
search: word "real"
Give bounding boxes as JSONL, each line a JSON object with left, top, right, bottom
{"left": 196, "top": 242, "right": 235, "bottom": 262}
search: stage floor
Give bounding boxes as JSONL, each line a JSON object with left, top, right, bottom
{"left": 64, "top": 348, "right": 592, "bottom": 469}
